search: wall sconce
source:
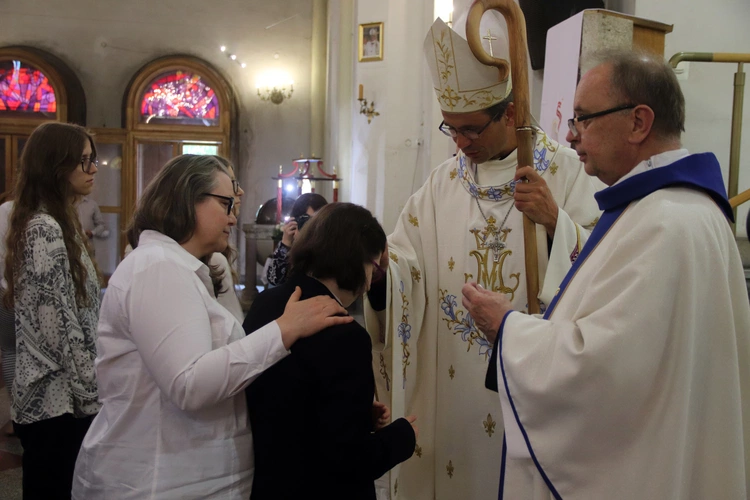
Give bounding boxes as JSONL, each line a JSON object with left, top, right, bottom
{"left": 357, "top": 84, "right": 380, "bottom": 124}
{"left": 435, "top": 0, "right": 454, "bottom": 26}
{"left": 256, "top": 70, "right": 294, "bottom": 105}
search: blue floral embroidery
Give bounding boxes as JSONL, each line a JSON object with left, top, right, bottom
{"left": 397, "top": 281, "right": 411, "bottom": 389}
{"left": 440, "top": 289, "right": 493, "bottom": 360}
{"left": 485, "top": 186, "right": 503, "bottom": 201}
{"left": 458, "top": 130, "right": 554, "bottom": 202}
{"left": 397, "top": 320, "right": 411, "bottom": 343}
{"left": 534, "top": 147, "right": 551, "bottom": 172}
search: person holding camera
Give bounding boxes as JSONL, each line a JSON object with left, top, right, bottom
{"left": 266, "top": 193, "right": 327, "bottom": 287}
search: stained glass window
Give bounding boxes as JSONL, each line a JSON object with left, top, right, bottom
{"left": 0, "top": 60, "right": 57, "bottom": 116}
{"left": 140, "top": 71, "right": 220, "bottom": 126}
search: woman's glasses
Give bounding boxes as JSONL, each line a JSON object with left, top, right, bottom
{"left": 80, "top": 157, "right": 98, "bottom": 173}
{"left": 202, "top": 193, "right": 235, "bottom": 216}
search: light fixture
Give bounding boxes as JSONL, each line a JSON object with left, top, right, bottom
{"left": 256, "top": 70, "right": 294, "bottom": 105}
{"left": 220, "top": 46, "right": 226, "bottom": 52}
{"left": 230, "top": 54, "right": 237, "bottom": 60}
{"left": 435, "top": 0, "right": 454, "bottom": 26}
{"left": 357, "top": 84, "right": 380, "bottom": 124}
{"left": 241, "top": 63, "right": 247, "bottom": 68}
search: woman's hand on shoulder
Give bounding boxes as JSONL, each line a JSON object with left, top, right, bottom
{"left": 276, "top": 287, "right": 353, "bottom": 349}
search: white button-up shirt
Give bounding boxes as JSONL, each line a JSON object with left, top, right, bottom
{"left": 73, "top": 230, "right": 288, "bottom": 499}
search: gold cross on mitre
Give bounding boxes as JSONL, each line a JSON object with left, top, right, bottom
{"left": 482, "top": 29, "right": 497, "bottom": 57}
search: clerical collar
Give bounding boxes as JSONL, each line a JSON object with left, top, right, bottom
{"left": 474, "top": 148, "right": 518, "bottom": 186}
{"left": 613, "top": 148, "right": 690, "bottom": 186}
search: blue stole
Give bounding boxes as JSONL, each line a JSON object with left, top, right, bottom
{"left": 487, "top": 153, "right": 731, "bottom": 499}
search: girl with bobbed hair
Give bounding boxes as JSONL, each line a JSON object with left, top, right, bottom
{"left": 4, "top": 122, "right": 102, "bottom": 499}
{"left": 73, "top": 154, "right": 352, "bottom": 499}
{"left": 243, "top": 202, "right": 417, "bottom": 500}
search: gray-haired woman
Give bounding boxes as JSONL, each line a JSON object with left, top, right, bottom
{"left": 72, "top": 154, "right": 352, "bottom": 499}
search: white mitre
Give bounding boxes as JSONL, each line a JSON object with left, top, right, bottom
{"left": 423, "top": 16, "right": 512, "bottom": 113}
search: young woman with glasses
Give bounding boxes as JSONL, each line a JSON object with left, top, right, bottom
{"left": 3, "top": 122, "right": 102, "bottom": 499}
{"left": 72, "top": 154, "right": 352, "bottom": 499}
{"left": 243, "top": 202, "right": 417, "bottom": 500}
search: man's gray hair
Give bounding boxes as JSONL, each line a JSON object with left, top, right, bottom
{"left": 588, "top": 49, "right": 685, "bottom": 139}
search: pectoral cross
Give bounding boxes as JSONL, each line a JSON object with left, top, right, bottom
{"left": 483, "top": 30, "right": 497, "bottom": 57}
{"left": 487, "top": 233, "right": 506, "bottom": 263}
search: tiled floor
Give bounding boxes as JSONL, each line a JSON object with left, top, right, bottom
{"left": 0, "top": 384, "right": 22, "bottom": 500}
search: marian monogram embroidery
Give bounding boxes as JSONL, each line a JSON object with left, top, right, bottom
{"left": 470, "top": 222, "right": 520, "bottom": 301}
{"left": 439, "top": 213, "right": 521, "bottom": 360}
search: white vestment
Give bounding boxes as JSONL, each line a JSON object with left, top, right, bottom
{"left": 366, "top": 132, "right": 602, "bottom": 499}
{"left": 364, "top": 40, "right": 380, "bottom": 57}
{"left": 496, "top": 154, "right": 750, "bottom": 498}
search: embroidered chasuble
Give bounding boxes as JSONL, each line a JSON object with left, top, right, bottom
{"left": 492, "top": 152, "right": 750, "bottom": 499}
{"left": 365, "top": 132, "right": 602, "bottom": 500}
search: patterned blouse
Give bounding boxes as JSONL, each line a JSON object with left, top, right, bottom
{"left": 266, "top": 242, "right": 290, "bottom": 286}
{"left": 12, "top": 213, "right": 101, "bottom": 424}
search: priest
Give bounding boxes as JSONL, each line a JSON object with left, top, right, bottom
{"left": 463, "top": 50, "right": 750, "bottom": 498}
{"left": 365, "top": 18, "right": 602, "bottom": 500}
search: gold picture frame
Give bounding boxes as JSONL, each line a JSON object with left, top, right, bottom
{"left": 358, "top": 22, "right": 384, "bottom": 62}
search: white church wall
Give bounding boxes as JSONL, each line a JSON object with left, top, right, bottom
{"left": 635, "top": 1, "right": 750, "bottom": 237}
{"left": 350, "top": 0, "right": 435, "bottom": 233}
{"left": 0, "top": 0, "right": 316, "bottom": 241}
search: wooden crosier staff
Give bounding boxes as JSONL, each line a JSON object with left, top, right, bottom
{"left": 466, "top": 0, "right": 540, "bottom": 314}
{"left": 730, "top": 187, "right": 750, "bottom": 208}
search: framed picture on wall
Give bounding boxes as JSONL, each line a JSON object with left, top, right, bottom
{"left": 358, "top": 22, "right": 384, "bottom": 62}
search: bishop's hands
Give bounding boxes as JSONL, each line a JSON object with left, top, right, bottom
{"left": 461, "top": 283, "right": 513, "bottom": 345}
{"left": 514, "top": 166, "right": 559, "bottom": 238}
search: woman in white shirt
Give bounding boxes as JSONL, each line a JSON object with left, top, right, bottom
{"left": 4, "top": 122, "right": 102, "bottom": 500}
{"left": 209, "top": 155, "right": 245, "bottom": 321}
{"left": 72, "top": 154, "right": 352, "bottom": 499}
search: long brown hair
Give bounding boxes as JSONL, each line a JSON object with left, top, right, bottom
{"left": 4, "top": 122, "right": 100, "bottom": 309}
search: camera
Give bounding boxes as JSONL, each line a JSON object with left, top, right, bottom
{"left": 296, "top": 214, "right": 312, "bottom": 231}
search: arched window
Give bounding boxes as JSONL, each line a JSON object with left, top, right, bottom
{"left": 0, "top": 46, "right": 86, "bottom": 197}
{"left": 139, "top": 70, "right": 220, "bottom": 127}
{"left": 0, "top": 60, "right": 57, "bottom": 116}
{"left": 123, "top": 56, "right": 234, "bottom": 211}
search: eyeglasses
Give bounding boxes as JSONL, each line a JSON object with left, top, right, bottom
{"left": 439, "top": 110, "right": 503, "bottom": 140}
{"left": 371, "top": 260, "right": 386, "bottom": 283}
{"left": 567, "top": 104, "right": 636, "bottom": 138}
{"left": 203, "top": 193, "right": 235, "bottom": 216}
{"left": 231, "top": 179, "right": 241, "bottom": 196}
{"left": 80, "top": 157, "right": 98, "bottom": 173}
